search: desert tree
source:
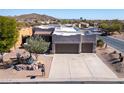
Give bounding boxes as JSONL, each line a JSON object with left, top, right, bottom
{"left": 0, "top": 16, "right": 19, "bottom": 63}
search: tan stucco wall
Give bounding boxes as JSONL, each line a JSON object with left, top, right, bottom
{"left": 11, "top": 27, "right": 32, "bottom": 50}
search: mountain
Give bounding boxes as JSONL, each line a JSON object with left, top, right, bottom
{"left": 13, "top": 13, "right": 58, "bottom": 23}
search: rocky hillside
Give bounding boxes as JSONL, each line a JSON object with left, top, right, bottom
{"left": 15, "top": 13, "right": 56, "bottom": 20}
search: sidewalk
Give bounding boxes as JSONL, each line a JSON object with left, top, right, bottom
{"left": 1, "top": 78, "right": 124, "bottom": 84}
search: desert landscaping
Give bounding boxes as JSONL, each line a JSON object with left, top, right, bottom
{"left": 0, "top": 49, "right": 53, "bottom": 79}
{"left": 96, "top": 46, "right": 124, "bottom": 78}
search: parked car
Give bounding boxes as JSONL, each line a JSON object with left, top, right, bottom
{"left": 100, "top": 32, "right": 110, "bottom": 36}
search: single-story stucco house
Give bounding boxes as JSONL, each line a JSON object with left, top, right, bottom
{"left": 33, "top": 25, "right": 97, "bottom": 54}
{"left": 52, "top": 26, "right": 96, "bottom": 53}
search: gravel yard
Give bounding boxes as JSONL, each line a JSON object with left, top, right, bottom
{"left": 0, "top": 49, "right": 53, "bottom": 79}
{"left": 96, "top": 46, "right": 124, "bottom": 78}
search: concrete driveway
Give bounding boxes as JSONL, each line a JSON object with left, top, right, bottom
{"left": 49, "top": 54, "right": 117, "bottom": 79}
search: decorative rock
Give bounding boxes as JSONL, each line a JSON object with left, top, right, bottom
{"left": 38, "top": 63, "right": 42, "bottom": 69}
{"left": 30, "top": 66, "right": 34, "bottom": 70}
{"left": 30, "top": 76, "right": 36, "bottom": 79}
{"left": 26, "top": 66, "right": 30, "bottom": 70}
{"left": 14, "top": 65, "right": 22, "bottom": 71}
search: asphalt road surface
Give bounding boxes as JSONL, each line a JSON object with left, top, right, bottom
{"left": 100, "top": 36, "right": 124, "bottom": 53}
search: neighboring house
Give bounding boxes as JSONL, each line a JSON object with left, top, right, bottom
{"left": 32, "top": 25, "right": 55, "bottom": 42}
{"left": 52, "top": 26, "right": 96, "bottom": 54}
{"left": 83, "top": 27, "right": 102, "bottom": 35}
{"left": 11, "top": 27, "right": 32, "bottom": 50}
{"left": 73, "top": 22, "right": 90, "bottom": 28}
{"left": 79, "top": 22, "right": 89, "bottom": 28}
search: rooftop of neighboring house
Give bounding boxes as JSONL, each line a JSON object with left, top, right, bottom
{"left": 83, "top": 26, "right": 101, "bottom": 32}
{"left": 34, "top": 25, "right": 54, "bottom": 29}
{"left": 34, "top": 24, "right": 60, "bottom": 29}
{"left": 33, "top": 25, "right": 56, "bottom": 35}
{"left": 80, "top": 22, "right": 89, "bottom": 25}
{"left": 82, "top": 27, "right": 102, "bottom": 35}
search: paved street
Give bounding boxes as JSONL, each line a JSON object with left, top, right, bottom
{"left": 49, "top": 54, "right": 117, "bottom": 79}
{"left": 100, "top": 36, "right": 124, "bottom": 53}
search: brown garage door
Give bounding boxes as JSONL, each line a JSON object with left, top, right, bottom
{"left": 55, "top": 44, "right": 79, "bottom": 54}
{"left": 81, "top": 43, "right": 93, "bottom": 53}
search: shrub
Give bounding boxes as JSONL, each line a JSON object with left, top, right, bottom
{"left": 97, "top": 39, "right": 104, "bottom": 47}
{"left": 23, "top": 36, "right": 50, "bottom": 54}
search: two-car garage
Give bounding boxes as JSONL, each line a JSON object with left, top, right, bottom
{"left": 52, "top": 30, "right": 96, "bottom": 54}
{"left": 54, "top": 43, "right": 94, "bottom": 54}
{"left": 55, "top": 44, "right": 79, "bottom": 54}
{"left": 81, "top": 43, "right": 93, "bottom": 53}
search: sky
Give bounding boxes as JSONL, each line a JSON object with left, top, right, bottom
{"left": 0, "top": 9, "right": 124, "bottom": 20}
